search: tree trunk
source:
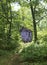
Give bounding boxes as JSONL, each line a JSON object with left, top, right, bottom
{"left": 6, "top": 0, "right": 12, "bottom": 44}
{"left": 8, "top": 2, "right": 12, "bottom": 43}
{"left": 30, "top": 0, "right": 37, "bottom": 42}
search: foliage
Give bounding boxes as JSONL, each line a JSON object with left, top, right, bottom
{"left": 20, "top": 43, "right": 47, "bottom": 61}
{"left": 0, "top": 0, "right": 20, "bottom": 51}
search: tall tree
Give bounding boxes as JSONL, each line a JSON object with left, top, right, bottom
{"left": 30, "top": 0, "right": 37, "bottom": 42}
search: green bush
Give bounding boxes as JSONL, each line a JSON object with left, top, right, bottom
{"left": 0, "top": 33, "right": 20, "bottom": 50}
{"left": 0, "top": 50, "right": 10, "bottom": 56}
{"left": 20, "top": 44, "right": 47, "bottom": 61}
{"left": 42, "top": 35, "right": 47, "bottom": 44}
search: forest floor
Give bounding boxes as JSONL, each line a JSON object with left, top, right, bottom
{"left": 0, "top": 53, "right": 47, "bottom": 65}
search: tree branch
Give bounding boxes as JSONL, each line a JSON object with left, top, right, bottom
{"left": 36, "top": 14, "right": 47, "bottom": 24}
{"left": 0, "top": 14, "right": 6, "bottom": 18}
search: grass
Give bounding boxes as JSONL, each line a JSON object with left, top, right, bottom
{"left": 0, "top": 48, "right": 47, "bottom": 65}
{"left": 0, "top": 56, "right": 11, "bottom": 65}
{"left": 0, "top": 55, "right": 47, "bottom": 65}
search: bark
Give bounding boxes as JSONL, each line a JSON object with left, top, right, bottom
{"left": 30, "top": 0, "right": 37, "bottom": 42}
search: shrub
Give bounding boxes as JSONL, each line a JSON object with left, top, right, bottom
{"left": 20, "top": 44, "right": 47, "bottom": 61}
